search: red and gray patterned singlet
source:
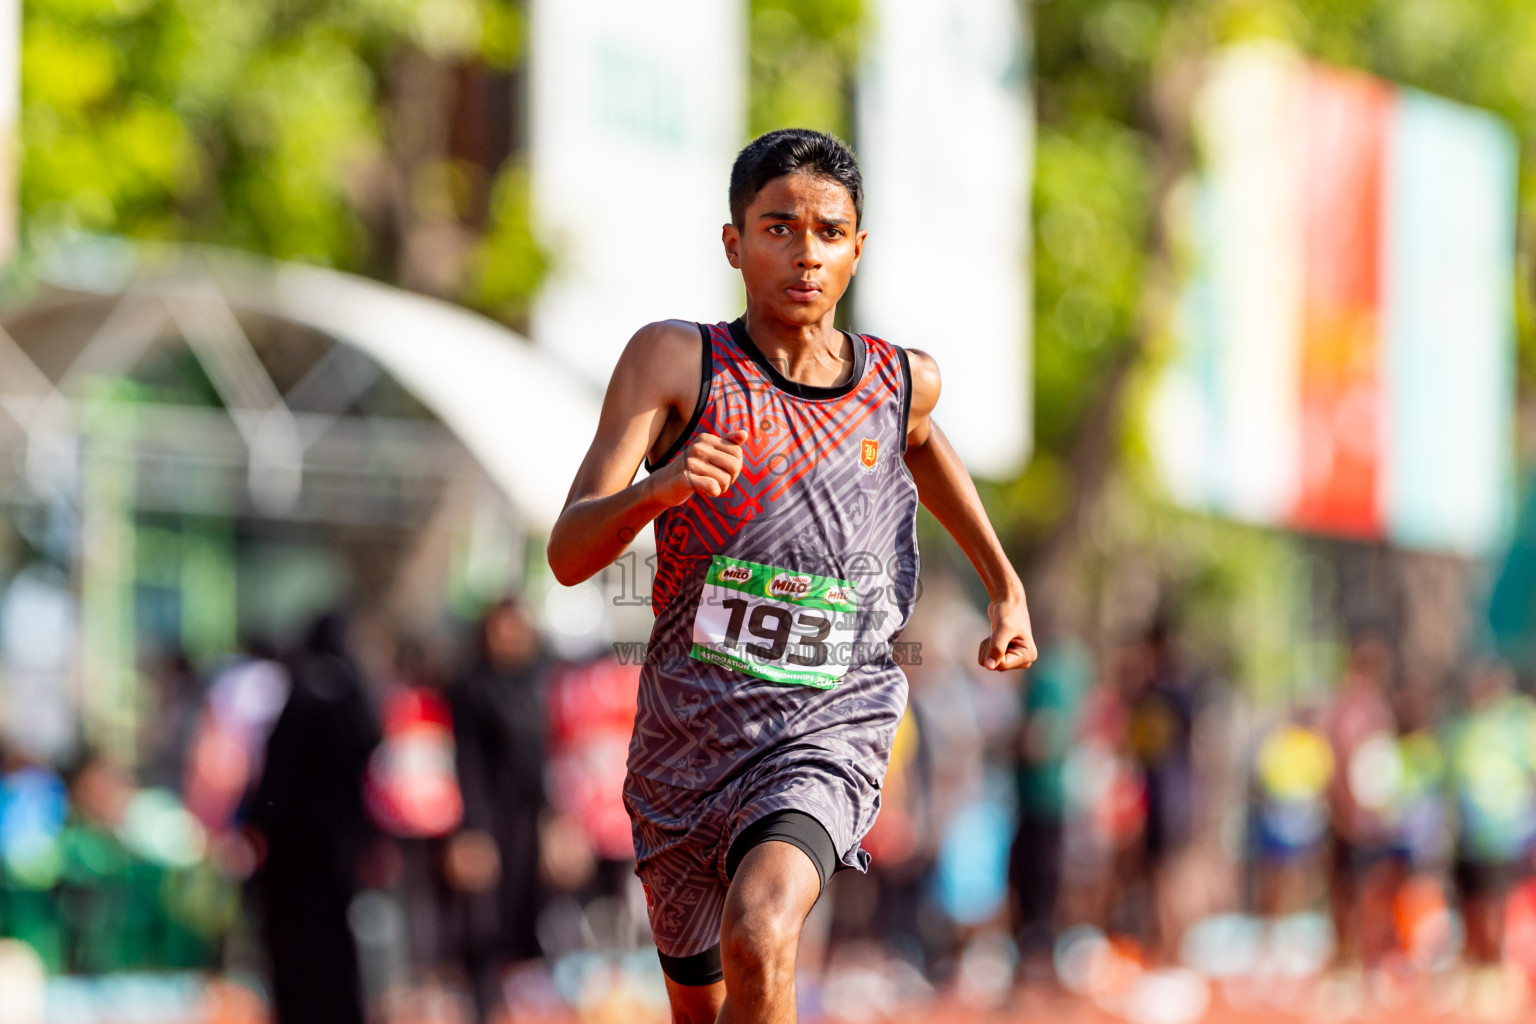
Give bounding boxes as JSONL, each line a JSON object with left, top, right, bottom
{"left": 627, "top": 317, "right": 921, "bottom": 798}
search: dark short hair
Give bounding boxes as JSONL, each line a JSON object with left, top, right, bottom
{"left": 729, "top": 128, "right": 863, "bottom": 228}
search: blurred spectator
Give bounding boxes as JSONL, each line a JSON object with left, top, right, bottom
{"left": 1324, "top": 626, "right": 1404, "bottom": 967}
{"left": 1250, "top": 709, "right": 1334, "bottom": 918}
{"left": 139, "top": 650, "right": 202, "bottom": 793}
{"left": 541, "top": 653, "right": 646, "bottom": 959}
{"left": 1392, "top": 677, "right": 1452, "bottom": 876}
{"left": 825, "top": 706, "right": 933, "bottom": 975}
{"left": 1009, "top": 633, "right": 1090, "bottom": 976}
{"left": 57, "top": 753, "right": 136, "bottom": 973}
{"left": 248, "top": 612, "right": 381, "bottom": 1024}
{"left": 445, "top": 597, "right": 551, "bottom": 1019}
{"left": 1391, "top": 676, "right": 1454, "bottom": 969}
{"left": 1059, "top": 652, "right": 1147, "bottom": 937}
{"left": 543, "top": 656, "right": 642, "bottom": 873}
{"left": 366, "top": 638, "right": 464, "bottom": 982}
{"left": 184, "top": 644, "right": 290, "bottom": 842}
{"left": 906, "top": 623, "right": 1019, "bottom": 977}
{"left": 0, "top": 724, "right": 231, "bottom": 977}
{"left": 1447, "top": 659, "right": 1536, "bottom": 965}
{"left": 1123, "top": 623, "right": 1197, "bottom": 958}
{"left": 0, "top": 753, "right": 70, "bottom": 961}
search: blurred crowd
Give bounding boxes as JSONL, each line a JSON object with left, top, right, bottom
{"left": 988, "top": 619, "right": 1536, "bottom": 1021}
{"left": 3, "top": 588, "right": 1536, "bottom": 1024}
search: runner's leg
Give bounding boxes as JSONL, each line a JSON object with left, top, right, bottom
{"left": 625, "top": 771, "right": 734, "bottom": 1024}
{"left": 716, "top": 841, "right": 822, "bottom": 1024}
{"left": 664, "top": 975, "right": 725, "bottom": 1024}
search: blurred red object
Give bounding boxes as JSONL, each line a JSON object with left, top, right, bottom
{"left": 1292, "top": 68, "right": 1392, "bottom": 538}
{"left": 366, "top": 686, "right": 464, "bottom": 837}
{"left": 1394, "top": 875, "right": 1454, "bottom": 969}
{"left": 545, "top": 657, "right": 641, "bottom": 861}
{"left": 1503, "top": 876, "right": 1536, "bottom": 981}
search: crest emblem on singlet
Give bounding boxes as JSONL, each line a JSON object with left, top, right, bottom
{"left": 859, "top": 438, "right": 879, "bottom": 472}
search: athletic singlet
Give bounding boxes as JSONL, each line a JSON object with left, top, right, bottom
{"left": 627, "top": 317, "right": 921, "bottom": 791}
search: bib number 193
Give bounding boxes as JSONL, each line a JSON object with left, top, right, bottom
{"left": 690, "top": 555, "right": 857, "bottom": 688}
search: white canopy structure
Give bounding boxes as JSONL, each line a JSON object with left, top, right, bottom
{"left": 224, "top": 254, "right": 605, "bottom": 533}
{"left": 8, "top": 237, "right": 603, "bottom": 535}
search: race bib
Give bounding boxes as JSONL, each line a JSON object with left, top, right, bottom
{"left": 690, "top": 555, "right": 859, "bottom": 688}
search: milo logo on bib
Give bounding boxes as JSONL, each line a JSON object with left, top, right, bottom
{"left": 767, "top": 573, "right": 812, "bottom": 598}
{"left": 691, "top": 555, "right": 860, "bottom": 689}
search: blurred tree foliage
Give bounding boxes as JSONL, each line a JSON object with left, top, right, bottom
{"left": 1021, "top": 0, "right": 1536, "bottom": 668}
{"left": 748, "top": 0, "right": 863, "bottom": 140}
{"left": 21, "top": 0, "right": 544, "bottom": 321}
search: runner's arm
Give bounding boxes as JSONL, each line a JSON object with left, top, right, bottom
{"left": 548, "top": 322, "right": 746, "bottom": 586}
{"left": 902, "top": 349, "right": 1038, "bottom": 671}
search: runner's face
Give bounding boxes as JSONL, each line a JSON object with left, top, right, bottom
{"left": 724, "top": 171, "right": 865, "bottom": 327}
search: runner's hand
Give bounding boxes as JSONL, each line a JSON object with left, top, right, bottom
{"left": 651, "top": 429, "right": 748, "bottom": 506}
{"left": 979, "top": 593, "right": 1038, "bottom": 671}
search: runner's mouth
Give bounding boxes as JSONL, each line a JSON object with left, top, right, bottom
{"left": 785, "top": 283, "right": 822, "bottom": 302}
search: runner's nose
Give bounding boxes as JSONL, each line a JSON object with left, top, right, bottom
{"left": 795, "top": 236, "right": 823, "bottom": 270}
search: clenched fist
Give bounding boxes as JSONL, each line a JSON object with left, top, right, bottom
{"left": 651, "top": 429, "right": 748, "bottom": 506}
{"left": 978, "top": 592, "right": 1038, "bottom": 671}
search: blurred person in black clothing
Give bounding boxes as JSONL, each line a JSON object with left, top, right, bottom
{"left": 445, "top": 596, "right": 551, "bottom": 1018}
{"left": 249, "top": 612, "right": 381, "bottom": 1024}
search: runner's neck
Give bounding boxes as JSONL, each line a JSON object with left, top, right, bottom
{"left": 738, "top": 313, "right": 854, "bottom": 389}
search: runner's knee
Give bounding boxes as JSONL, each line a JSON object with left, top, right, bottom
{"left": 720, "top": 862, "right": 815, "bottom": 978}
{"left": 720, "top": 901, "right": 798, "bottom": 980}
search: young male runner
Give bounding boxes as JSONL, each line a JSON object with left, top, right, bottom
{"left": 548, "top": 128, "right": 1036, "bottom": 1023}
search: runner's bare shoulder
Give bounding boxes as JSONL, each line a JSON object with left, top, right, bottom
{"left": 903, "top": 347, "right": 941, "bottom": 446}
{"left": 611, "top": 319, "right": 705, "bottom": 420}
